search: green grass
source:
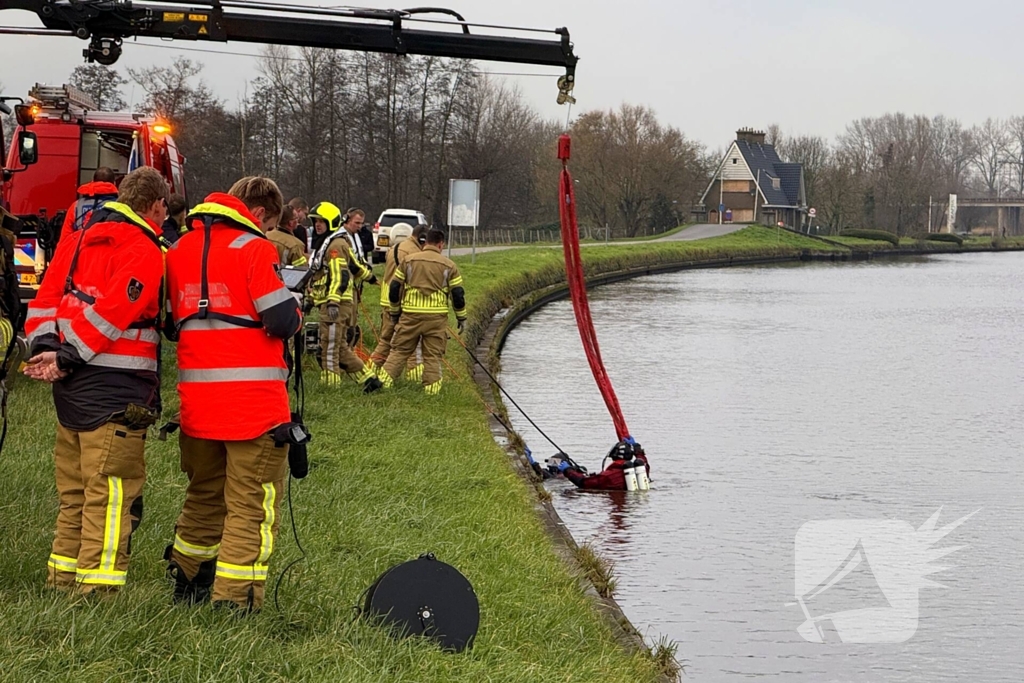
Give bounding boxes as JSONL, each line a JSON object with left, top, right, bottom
{"left": 0, "top": 225, "right": 965, "bottom": 681}
{"left": 460, "top": 223, "right": 694, "bottom": 249}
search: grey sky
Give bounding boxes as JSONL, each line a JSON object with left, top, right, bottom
{"left": 3, "top": 0, "right": 1024, "bottom": 147}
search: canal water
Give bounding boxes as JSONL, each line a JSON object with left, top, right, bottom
{"left": 499, "top": 253, "right": 1024, "bottom": 682}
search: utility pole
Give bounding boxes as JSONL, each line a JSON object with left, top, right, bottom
{"left": 718, "top": 160, "right": 724, "bottom": 225}
{"left": 928, "top": 195, "right": 932, "bottom": 233}
{"left": 753, "top": 168, "right": 762, "bottom": 224}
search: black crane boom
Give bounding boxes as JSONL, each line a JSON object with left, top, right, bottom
{"left": 0, "top": 0, "right": 578, "bottom": 102}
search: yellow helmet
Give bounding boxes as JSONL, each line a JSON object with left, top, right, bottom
{"left": 309, "top": 201, "right": 342, "bottom": 230}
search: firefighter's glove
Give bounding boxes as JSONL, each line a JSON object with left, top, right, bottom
{"left": 325, "top": 303, "right": 341, "bottom": 322}
{"left": 123, "top": 403, "right": 159, "bottom": 430}
{"left": 367, "top": 274, "right": 379, "bottom": 286}
{"left": 456, "top": 317, "right": 466, "bottom": 333}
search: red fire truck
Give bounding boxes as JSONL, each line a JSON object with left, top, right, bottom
{"left": 1, "top": 84, "right": 186, "bottom": 304}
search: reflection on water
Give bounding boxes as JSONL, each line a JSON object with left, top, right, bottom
{"left": 500, "top": 254, "right": 1024, "bottom": 682}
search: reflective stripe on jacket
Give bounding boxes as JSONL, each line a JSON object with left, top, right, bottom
{"left": 168, "top": 193, "right": 301, "bottom": 441}
{"left": 393, "top": 244, "right": 464, "bottom": 316}
{"left": 380, "top": 237, "right": 421, "bottom": 306}
{"left": 311, "top": 234, "right": 372, "bottom": 306}
{"left": 26, "top": 201, "right": 165, "bottom": 430}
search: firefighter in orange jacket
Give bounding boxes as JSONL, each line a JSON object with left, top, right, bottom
{"left": 164, "top": 176, "right": 302, "bottom": 612}
{"left": 58, "top": 167, "right": 120, "bottom": 246}
{"left": 22, "top": 166, "right": 167, "bottom": 593}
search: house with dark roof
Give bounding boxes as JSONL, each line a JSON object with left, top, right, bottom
{"left": 697, "top": 129, "right": 806, "bottom": 228}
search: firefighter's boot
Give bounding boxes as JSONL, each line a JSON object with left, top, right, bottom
{"left": 166, "top": 544, "right": 216, "bottom": 605}
{"left": 363, "top": 376, "right": 384, "bottom": 394}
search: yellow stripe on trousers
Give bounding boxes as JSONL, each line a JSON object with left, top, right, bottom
{"left": 258, "top": 482, "right": 276, "bottom": 563}
{"left": 79, "top": 476, "right": 126, "bottom": 585}
{"left": 102, "top": 476, "right": 123, "bottom": 573}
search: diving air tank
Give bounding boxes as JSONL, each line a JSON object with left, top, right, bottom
{"left": 633, "top": 460, "right": 650, "bottom": 491}
{"left": 623, "top": 459, "right": 639, "bottom": 492}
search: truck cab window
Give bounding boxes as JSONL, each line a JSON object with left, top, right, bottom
{"left": 79, "top": 129, "right": 131, "bottom": 185}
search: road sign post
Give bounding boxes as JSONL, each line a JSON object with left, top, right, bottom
{"left": 448, "top": 179, "right": 481, "bottom": 262}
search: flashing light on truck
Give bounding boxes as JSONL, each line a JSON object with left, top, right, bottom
{"left": 1, "top": 84, "right": 186, "bottom": 307}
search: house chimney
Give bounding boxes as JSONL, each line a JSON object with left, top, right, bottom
{"left": 736, "top": 128, "right": 766, "bottom": 145}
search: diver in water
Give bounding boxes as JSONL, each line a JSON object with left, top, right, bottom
{"left": 552, "top": 440, "right": 649, "bottom": 491}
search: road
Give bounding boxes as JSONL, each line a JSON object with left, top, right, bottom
{"left": 447, "top": 223, "right": 744, "bottom": 257}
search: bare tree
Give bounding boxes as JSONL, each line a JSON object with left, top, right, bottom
{"left": 970, "top": 118, "right": 1010, "bottom": 195}
{"left": 69, "top": 65, "right": 127, "bottom": 111}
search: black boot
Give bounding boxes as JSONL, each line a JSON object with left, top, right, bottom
{"left": 165, "top": 544, "right": 193, "bottom": 604}
{"left": 190, "top": 558, "right": 216, "bottom": 605}
{"left": 165, "top": 544, "right": 216, "bottom": 605}
{"left": 363, "top": 376, "right": 384, "bottom": 394}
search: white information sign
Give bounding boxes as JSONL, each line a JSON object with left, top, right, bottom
{"left": 448, "top": 179, "right": 481, "bottom": 261}
{"left": 448, "top": 179, "right": 480, "bottom": 227}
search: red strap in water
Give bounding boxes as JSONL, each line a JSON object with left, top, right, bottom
{"left": 557, "top": 134, "right": 631, "bottom": 441}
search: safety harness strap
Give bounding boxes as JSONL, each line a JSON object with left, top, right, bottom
{"left": 175, "top": 215, "right": 265, "bottom": 333}
{"left": 64, "top": 204, "right": 166, "bottom": 323}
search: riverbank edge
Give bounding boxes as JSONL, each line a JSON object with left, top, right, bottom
{"left": 463, "top": 233, "right": 1024, "bottom": 679}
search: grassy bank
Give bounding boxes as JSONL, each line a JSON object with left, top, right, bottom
{"left": 826, "top": 233, "right": 1024, "bottom": 252}
{"left": 0, "top": 225, "right": 981, "bottom": 682}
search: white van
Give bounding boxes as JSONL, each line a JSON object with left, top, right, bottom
{"left": 373, "top": 208, "right": 428, "bottom": 263}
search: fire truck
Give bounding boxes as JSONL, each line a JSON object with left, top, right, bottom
{"left": 1, "top": 83, "right": 185, "bottom": 304}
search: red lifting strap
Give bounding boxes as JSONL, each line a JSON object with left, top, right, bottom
{"left": 557, "top": 134, "right": 631, "bottom": 441}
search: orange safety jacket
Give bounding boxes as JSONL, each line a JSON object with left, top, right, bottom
{"left": 58, "top": 181, "right": 120, "bottom": 246}
{"left": 25, "top": 201, "right": 165, "bottom": 430}
{"left": 167, "top": 193, "right": 302, "bottom": 441}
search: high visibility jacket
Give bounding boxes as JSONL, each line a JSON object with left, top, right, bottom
{"left": 25, "top": 202, "right": 165, "bottom": 430}
{"left": 267, "top": 228, "right": 308, "bottom": 268}
{"left": 310, "top": 233, "right": 372, "bottom": 306}
{"left": 389, "top": 244, "right": 466, "bottom": 319}
{"left": 167, "top": 193, "right": 302, "bottom": 441}
{"left": 379, "top": 237, "right": 421, "bottom": 306}
{"left": 58, "top": 181, "right": 120, "bottom": 246}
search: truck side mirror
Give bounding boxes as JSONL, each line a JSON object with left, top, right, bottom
{"left": 18, "top": 131, "right": 38, "bottom": 166}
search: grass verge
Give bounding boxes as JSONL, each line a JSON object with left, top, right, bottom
{"left": 0, "top": 225, "right": 984, "bottom": 682}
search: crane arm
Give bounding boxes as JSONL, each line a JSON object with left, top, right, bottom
{"left": 0, "top": 0, "right": 577, "bottom": 103}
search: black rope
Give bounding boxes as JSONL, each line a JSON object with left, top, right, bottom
{"left": 274, "top": 315, "right": 309, "bottom": 612}
{"left": 458, "top": 338, "right": 583, "bottom": 468}
{"left": 273, "top": 473, "right": 307, "bottom": 612}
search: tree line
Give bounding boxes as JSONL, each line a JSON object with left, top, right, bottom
{"left": 69, "top": 55, "right": 711, "bottom": 238}
{"left": 35, "top": 61, "right": 1024, "bottom": 237}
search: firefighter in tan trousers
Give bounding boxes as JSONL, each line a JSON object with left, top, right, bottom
{"left": 308, "top": 203, "right": 382, "bottom": 392}
{"left": 381, "top": 228, "right": 466, "bottom": 394}
{"left": 165, "top": 177, "right": 302, "bottom": 612}
{"left": 369, "top": 224, "right": 427, "bottom": 377}
{"left": 22, "top": 167, "right": 168, "bottom": 593}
